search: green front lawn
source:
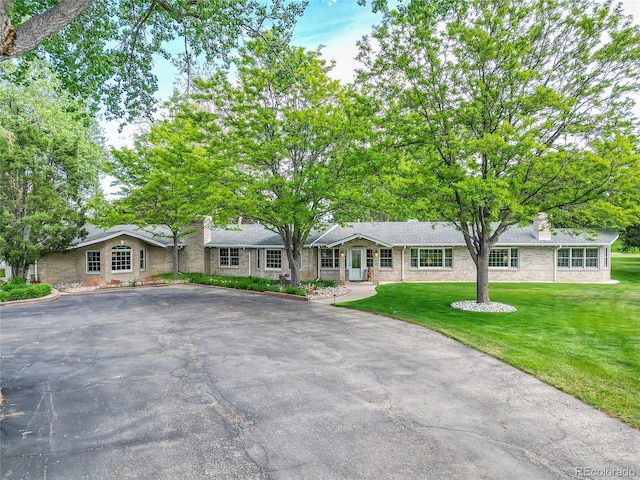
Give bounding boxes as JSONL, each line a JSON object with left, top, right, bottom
{"left": 341, "top": 254, "right": 640, "bottom": 428}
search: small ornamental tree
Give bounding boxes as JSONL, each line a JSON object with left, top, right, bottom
{"left": 358, "top": 0, "right": 640, "bottom": 303}
{"left": 104, "top": 103, "right": 233, "bottom": 280}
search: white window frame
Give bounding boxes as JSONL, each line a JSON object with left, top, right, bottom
{"left": 604, "top": 247, "right": 609, "bottom": 268}
{"left": 265, "top": 249, "right": 282, "bottom": 270}
{"left": 111, "top": 246, "right": 133, "bottom": 272}
{"left": 557, "top": 248, "right": 570, "bottom": 268}
{"left": 139, "top": 249, "right": 146, "bottom": 271}
{"left": 571, "top": 248, "right": 585, "bottom": 268}
{"left": 410, "top": 248, "right": 453, "bottom": 269}
{"left": 219, "top": 247, "right": 240, "bottom": 267}
{"left": 558, "top": 247, "right": 599, "bottom": 269}
{"left": 366, "top": 249, "right": 374, "bottom": 268}
{"left": 86, "top": 250, "right": 101, "bottom": 274}
{"left": 489, "top": 248, "right": 519, "bottom": 269}
{"left": 379, "top": 248, "right": 393, "bottom": 268}
{"left": 585, "top": 248, "right": 599, "bottom": 268}
{"left": 320, "top": 248, "right": 340, "bottom": 269}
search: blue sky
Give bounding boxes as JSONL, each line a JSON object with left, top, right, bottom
{"left": 291, "top": 0, "right": 383, "bottom": 82}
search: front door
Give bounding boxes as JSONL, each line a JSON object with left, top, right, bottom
{"left": 348, "top": 249, "right": 365, "bottom": 281}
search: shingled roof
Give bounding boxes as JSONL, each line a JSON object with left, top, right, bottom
{"left": 205, "top": 222, "right": 618, "bottom": 248}
{"left": 74, "top": 225, "right": 183, "bottom": 249}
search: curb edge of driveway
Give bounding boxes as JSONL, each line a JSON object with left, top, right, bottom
{"left": 0, "top": 289, "right": 61, "bottom": 307}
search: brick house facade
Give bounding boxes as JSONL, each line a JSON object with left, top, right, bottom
{"left": 34, "top": 220, "right": 618, "bottom": 286}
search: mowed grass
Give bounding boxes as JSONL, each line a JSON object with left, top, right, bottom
{"left": 342, "top": 255, "right": 640, "bottom": 428}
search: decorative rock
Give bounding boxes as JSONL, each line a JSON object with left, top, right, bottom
{"left": 450, "top": 300, "right": 517, "bottom": 313}
{"left": 307, "top": 286, "right": 351, "bottom": 300}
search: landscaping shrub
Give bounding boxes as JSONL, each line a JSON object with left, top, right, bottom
{"left": 5, "top": 276, "right": 27, "bottom": 286}
{"left": 303, "top": 279, "right": 337, "bottom": 288}
{"left": 179, "top": 272, "right": 317, "bottom": 296}
{"left": 155, "top": 273, "right": 335, "bottom": 297}
{"left": 1, "top": 280, "right": 52, "bottom": 302}
{"left": 283, "top": 286, "right": 307, "bottom": 296}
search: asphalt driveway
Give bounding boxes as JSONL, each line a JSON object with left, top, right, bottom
{"left": 1, "top": 285, "right": 638, "bottom": 479}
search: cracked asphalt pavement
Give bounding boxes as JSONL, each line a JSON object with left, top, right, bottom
{"left": 1, "top": 285, "right": 638, "bottom": 479}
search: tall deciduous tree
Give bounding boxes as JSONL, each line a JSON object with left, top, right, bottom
{"left": 194, "top": 39, "right": 367, "bottom": 286}
{"left": 0, "top": 61, "right": 106, "bottom": 278}
{"left": 1, "top": 0, "right": 306, "bottom": 119}
{"left": 358, "top": 0, "right": 640, "bottom": 303}
{"left": 104, "top": 103, "right": 232, "bottom": 280}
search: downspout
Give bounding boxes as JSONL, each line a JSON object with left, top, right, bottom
{"left": 554, "top": 246, "right": 562, "bottom": 282}
{"left": 402, "top": 246, "right": 406, "bottom": 282}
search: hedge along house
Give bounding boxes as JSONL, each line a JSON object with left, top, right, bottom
{"left": 204, "top": 219, "right": 618, "bottom": 285}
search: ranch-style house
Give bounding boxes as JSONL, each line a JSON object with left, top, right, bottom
{"left": 32, "top": 217, "right": 618, "bottom": 286}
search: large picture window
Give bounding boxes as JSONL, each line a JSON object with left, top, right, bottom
{"left": 266, "top": 249, "right": 282, "bottom": 269}
{"left": 111, "top": 246, "right": 132, "bottom": 272}
{"left": 219, "top": 248, "right": 240, "bottom": 267}
{"left": 489, "top": 248, "right": 518, "bottom": 268}
{"left": 320, "top": 248, "right": 340, "bottom": 269}
{"left": 558, "top": 248, "right": 599, "bottom": 269}
{"left": 87, "top": 251, "right": 101, "bottom": 273}
{"left": 410, "top": 248, "right": 453, "bottom": 268}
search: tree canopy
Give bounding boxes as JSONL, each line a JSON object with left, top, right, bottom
{"left": 0, "top": 61, "right": 106, "bottom": 278}
{"left": 104, "top": 102, "right": 233, "bottom": 279}
{"left": 1, "top": 0, "right": 306, "bottom": 120}
{"left": 358, "top": 0, "right": 640, "bottom": 303}
{"left": 192, "top": 39, "right": 368, "bottom": 286}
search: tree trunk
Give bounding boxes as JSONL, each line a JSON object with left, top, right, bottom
{"left": 475, "top": 244, "right": 491, "bottom": 304}
{"left": 1, "top": 0, "right": 93, "bottom": 60}
{"left": 172, "top": 233, "right": 179, "bottom": 281}
{"left": 9, "top": 259, "right": 27, "bottom": 280}
{"left": 284, "top": 247, "right": 301, "bottom": 287}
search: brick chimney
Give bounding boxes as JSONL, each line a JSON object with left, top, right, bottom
{"left": 181, "top": 216, "right": 212, "bottom": 272}
{"left": 533, "top": 213, "right": 552, "bottom": 241}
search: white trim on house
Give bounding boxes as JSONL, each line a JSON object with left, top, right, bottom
{"left": 75, "top": 231, "right": 170, "bottom": 249}
{"left": 86, "top": 250, "right": 101, "bottom": 274}
{"left": 323, "top": 233, "right": 392, "bottom": 249}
